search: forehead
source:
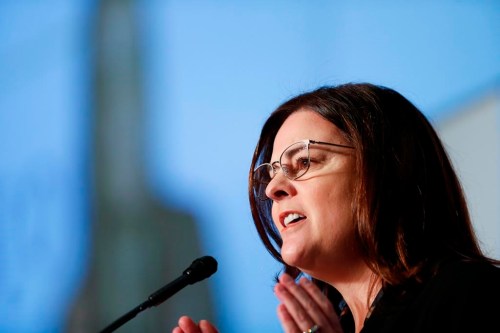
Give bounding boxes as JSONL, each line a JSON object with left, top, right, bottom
{"left": 271, "top": 109, "right": 344, "bottom": 157}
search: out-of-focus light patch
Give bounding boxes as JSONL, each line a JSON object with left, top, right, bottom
{"left": 0, "top": 1, "right": 93, "bottom": 331}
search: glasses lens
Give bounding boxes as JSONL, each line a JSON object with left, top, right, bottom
{"left": 253, "top": 164, "right": 273, "bottom": 200}
{"left": 280, "top": 141, "right": 309, "bottom": 179}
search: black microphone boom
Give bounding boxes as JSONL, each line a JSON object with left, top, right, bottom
{"left": 99, "top": 256, "right": 218, "bottom": 333}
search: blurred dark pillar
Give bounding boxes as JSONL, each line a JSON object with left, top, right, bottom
{"left": 67, "top": 0, "right": 215, "bottom": 332}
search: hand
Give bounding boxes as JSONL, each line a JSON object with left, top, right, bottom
{"left": 172, "top": 316, "right": 218, "bottom": 333}
{"left": 274, "top": 273, "right": 343, "bottom": 333}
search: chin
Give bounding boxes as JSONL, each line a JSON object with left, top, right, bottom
{"left": 281, "top": 247, "right": 311, "bottom": 270}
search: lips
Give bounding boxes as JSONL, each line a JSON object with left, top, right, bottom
{"left": 281, "top": 212, "right": 306, "bottom": 228}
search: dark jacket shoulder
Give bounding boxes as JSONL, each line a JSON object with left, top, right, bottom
{"left": 363, "top": 260, "right": 500, "bottom": 333}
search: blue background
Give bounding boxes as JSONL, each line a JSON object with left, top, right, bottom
{"left": 0, "top": 1, "right": 498, "bottom": 332}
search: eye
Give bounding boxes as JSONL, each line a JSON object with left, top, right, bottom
{"left": 296, "top": 157, "right": 309, "bottom": 169}
{"left": 307, "top": 150, "right": 330, "bottom": 167}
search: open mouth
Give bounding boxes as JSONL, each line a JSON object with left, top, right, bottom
{"left": 283, "top": 213, "right": 306, "bottom": 227}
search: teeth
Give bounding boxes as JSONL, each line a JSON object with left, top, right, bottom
{"left": 283, "top": 213, "right": 305, "bottom": 227}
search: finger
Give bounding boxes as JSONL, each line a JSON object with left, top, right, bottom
{"left": 275, "top": 276, "right": 315, "bottom": 331}
{"left": 279, "top": 274, "right": 338, "bottom": 331}
{"left": 172, "top": 327, "right": 184, "bottom": 333}
{"left": 199, "top": 320, "right": 219, "bottom": 333}
{"left": 178, "top": 316, "right": 200, "bottom": 333}
{"left": 276, "top": 303, "right": 301, "bottom": 333}
{"left": 299, "top": 277, "right": 341, "bottom": 329}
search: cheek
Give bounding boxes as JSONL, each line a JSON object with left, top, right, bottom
{"left": 314, "top": 177, "right": 356, "bottom": 229}
{"left": 271, "top": 204, "right": 280, "bottom": 230}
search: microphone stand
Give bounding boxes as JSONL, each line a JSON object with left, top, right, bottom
{"left": 99, "top": 275, "right": 189, "bottom": 333}
{"left": 99, "top": 299, "right": 149, "bottom": 333}
{"left": 99, "top": 256, "right": 217, "bottom": 333}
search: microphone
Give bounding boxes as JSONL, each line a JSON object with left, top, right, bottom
{"left": 99, "top": 256, "right": 218, "bottom": 333}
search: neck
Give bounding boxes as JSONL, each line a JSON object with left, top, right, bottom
{"left": 324, "top": 264, "right": 381, "bottom": 333}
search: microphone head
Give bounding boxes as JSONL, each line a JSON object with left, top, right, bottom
{"left": 183, "top": 256, "right": 218, "bottom": 284}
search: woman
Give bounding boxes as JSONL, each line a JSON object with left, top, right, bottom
{"left": 173, "top": 83, "right": 500, "bottom": 333}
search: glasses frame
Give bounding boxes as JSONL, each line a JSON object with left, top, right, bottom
{"left": 252, "top": 139, "right": 355, "bottom": 200}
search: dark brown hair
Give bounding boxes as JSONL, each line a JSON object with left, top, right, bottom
{"left": 248, "top": 83, "right": 498, "bottom": 294}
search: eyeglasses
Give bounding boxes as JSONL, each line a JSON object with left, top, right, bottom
{"left": 252, "top": 139, "right": 355, "bottom": 200}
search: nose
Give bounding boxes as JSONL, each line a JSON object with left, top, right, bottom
{"left": 265, "top": 171, "right": 295, "bottom": 201}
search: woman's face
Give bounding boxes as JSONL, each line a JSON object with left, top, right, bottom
{"left": 266, "top": 109, "right": 362, "bottom": 280}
